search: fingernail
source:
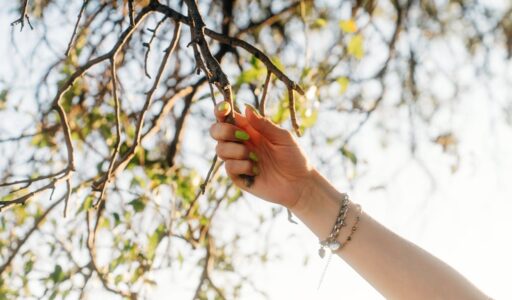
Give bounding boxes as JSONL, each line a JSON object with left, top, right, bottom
{"left": 252, "top": 165, "right": 259, "bottom": 175}
{"left": 235, "top": 130, "right": 250, "bottom": 141}
{"left": 249, "top": 151, "right": 259, "bottom": 162}
{"left": 217, "top": 102, "right": 230, "bottom": 112}
{"left": 244, "top": 103, "right": 261, "bottom": 117}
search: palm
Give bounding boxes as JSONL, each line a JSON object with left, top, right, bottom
{"left": 232, "top": 129, "right": 311, "bottom": 209}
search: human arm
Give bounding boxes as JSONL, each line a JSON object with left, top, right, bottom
{"left": 292, "top": 169, "right": 490, "bottom": 299}
{"left": 209, "top": 101, "right": 490, "bottom": 299}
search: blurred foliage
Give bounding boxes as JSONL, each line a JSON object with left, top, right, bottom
{"left": 0, "top": 0, "right": 511, "bottom": 299}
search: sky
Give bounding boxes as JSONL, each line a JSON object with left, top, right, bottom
{"left": 1, "top": 1, "right": 512, "bottom": 299}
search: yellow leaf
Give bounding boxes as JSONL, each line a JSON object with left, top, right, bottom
{"left": 312, "top": 18, "right": 327, "bottom": 28}
{"left": 339, "top": 19, "right": 357, "bottom": 33}
{"left": 348, "top": 34, "right": 364, "bottom": 59}
{"left": 336, "top": 77, "right": 349, "bottom": 93}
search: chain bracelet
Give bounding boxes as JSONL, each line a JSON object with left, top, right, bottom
{"left": 318, "top": 193, "right": 349, "bottom": 258}
{"left": 317, "top": 198, "right": 363, "bottom": 291}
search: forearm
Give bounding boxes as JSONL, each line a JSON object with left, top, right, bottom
{"left": 290, "top": 169, "right": 489, "bottom": 299}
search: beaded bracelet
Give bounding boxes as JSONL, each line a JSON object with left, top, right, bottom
{"left": 318, "top": 193, "right": 350, "bottom": 258}
{"left": 317, "top": 195, "right": 363, "bottom": 290}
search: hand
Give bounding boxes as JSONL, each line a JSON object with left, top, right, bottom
{"left": 209, "top": 101, "right": 314, "bottom": 210}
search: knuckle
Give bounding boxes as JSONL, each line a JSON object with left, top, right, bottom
{"left": 215, "top": 143, "right": 223, "bottom": 156}
{"left": 240, "top": 145, "right": 250, "bottom": 158}
{"left": 224, "top": 160, "right": 235, "bottom": 173}
{"left": 282, "top": 130, "right": 293, "bottom": 139}
{"left": 242, "top": 161, "right": 252, "bottom": 173}
{"left": 209, "top": 124, "right": 218, "bottom": 139}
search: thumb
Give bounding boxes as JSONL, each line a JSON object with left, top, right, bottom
{"left": 245, "top": 104, "right": 292, "bottom": 144}
{"left": 214, "top": 101, "right": 231, "bottom": 122}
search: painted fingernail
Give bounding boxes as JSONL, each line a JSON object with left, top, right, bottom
{"left": 235, "top": 130, "right": 250, "bottom": 141}
{"left": 217, "top": 102, "right": 230, "bottom": 112}
{"left": 249, "top": 151, "right": 259, "bottom": 162}
{"left": 244, "top": 103, "right": 261, "bottom": 117}
{"left": 252, "top": 165, "right": 259, "bottom": 175}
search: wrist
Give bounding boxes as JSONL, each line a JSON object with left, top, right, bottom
{"left": 288, "top": 168, "right": 343, "bottom": 217}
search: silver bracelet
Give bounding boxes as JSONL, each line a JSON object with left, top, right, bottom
{"left": 318, "top": 193, "right": 350, "bottom": 258}
{"left": 317, "top": 193, "right": 350, "bottom": 290}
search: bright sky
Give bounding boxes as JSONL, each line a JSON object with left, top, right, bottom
{"left": 1, "top": 1, "right": 511, "bottom": 299}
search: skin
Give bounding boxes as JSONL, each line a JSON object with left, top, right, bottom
{"left": 210, "top": 101, "right": 491, "bottom": 299}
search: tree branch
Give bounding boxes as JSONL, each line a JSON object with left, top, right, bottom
{"left": 10, "top": 0, "right": 33, "bottom": 31}
{"left": 0, "top": 195, "right": 65, "bottom": 274}
{"left": 93, "top": 20, "right": 181, "bottom": 191}
{"left": 65, "top": 0, "right": 89, "bottom": 57}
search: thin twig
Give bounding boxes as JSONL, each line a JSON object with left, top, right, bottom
{"left": 0, "top": 172, "right": 72, "bottom": 211}
{"left": 10, "top": 0, "right": 33, "bottom": 31}
{"left": 235, "top": 1, "right": 310, "bottom": 38}
{"left": 200, "top": 155, "right": 218, "bottom": 195}
{"left": 93, "top": 21, "right": 182, "bottom": 191}
{"left": 63, "top": 179, "right": 71, "bottom": 217}
{"left": 128, "top": 0, "right": 135, "bottom": 26}
{"left": 0, "top": 5, "right": 154, "bottom": 211}
{"left": 153, "top": 2, "right": 304, "bottom": 96}
{"left": 143, "top": 16, "right": 167, "bottom": 78}
{"left": 86, "top": 210, "right": 136, "bottom": 299}
{"left": 0, "top": 169, "right": 66, "bottom": 188}
{"left": 0, "top": 195, "right": 65, "bottom": 274}
{"left": 288, "top": 89, "right": 301, "bottom": 136}
{"left": 93, "top": 58, "right": 123, "bottom": 208}
{"left": 259, "top": 70, "right": 271, "bottom": 116}
{"left": 65, "top": 0, "right": 89, "bottom": 57}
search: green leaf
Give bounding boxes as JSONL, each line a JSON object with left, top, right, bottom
{"left": 340, "top": 146, "right": 357, "bottom": 165}
{"left": 113, "top": 212, "right": 121, "bottom": 226}
{"left": 177, "top": 251, "right": 184, "bottom": 268}
{"left": 76, "top": 195, "right": 94, "bottom": 215}
{"left": 226, "top": 188, "right": 241, "bottom": 206}
{"left": 237, "top": 68, "right": 265, "bottom": 85}
{"left": 114, "top": 274, "right": 123, "bottom": 284}
{"left": 147, "top": 224, "right": 166, "bottom": 260}
{"left": 23, "top": 258, "right": 34, "bottom": 274}
{"left": 128, "top": 198, "right": 146, "bottom": 213}
{"left": 50, "top": 265, "right": 66, "bottom": 283}
{"left": 348, "top": 34, "right": 364, "bottom": 59}
{"left": 0, "top": 89, "right": 7, "bottom": 110}
{"left": 271, "top": 56, "right": 285, "bottom": 72}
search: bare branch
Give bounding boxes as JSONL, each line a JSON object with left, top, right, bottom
{"left": 128, "top": 0, "right": 135, "bottom": 27}
{"left": 0, "top": 195, "right": 65, "bottom": 274}
{"left": 235, "top": 1, "right": 309, "bottom": 38}
{"left": 0, "top": 172, "right": 72, "bottom": 211}
{"left": 200, "top": 155, "right": 218, "bottom": 195}
{"left": 259, "top": 71, "right": 271, "bottom": 116}
{"left": 93, "top": 21, "right": 182, "bottom": 191}
{"left": 65, "top": 0, "right": 89, "bottom": 57}
{"left": 143, "top": 16, "right": 167, "bottom": 78}
{"left": 153, "top": 2, "right": 305, "bottom": 102}
{"left": 86, "top": 210, "right": 136, "bottom": 299}
{"left": 93, "top": 58, "right": 123, "bottom": 208}
{"left": 10, "top": 0, "right": 33, "bottom": 31}
{"left": 288, "top": 89, "right": 301, "bottom": 136}
{"left": 0, "top": 169, "right": 65, "bottom": 188}
{"left": 63, "top": 179, "right": 71, "bottom": 217}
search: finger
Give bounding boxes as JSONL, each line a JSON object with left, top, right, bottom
{"left": 245, "top": 104, "right": 293, "bottom": 144}
{"left": 210, "top": 122, "right": 251, "bottom": 142}
{"left": 216, "top": 142, "right": 260, "bottom": 162}
{"left": 215, "top": 101, "right": 231, "bottom": 122}
{"left": 215, "top": 142, "right": 252, "bottom": 160}
{"left": 225, "top": 159, "right": 258, "bottom": 176}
